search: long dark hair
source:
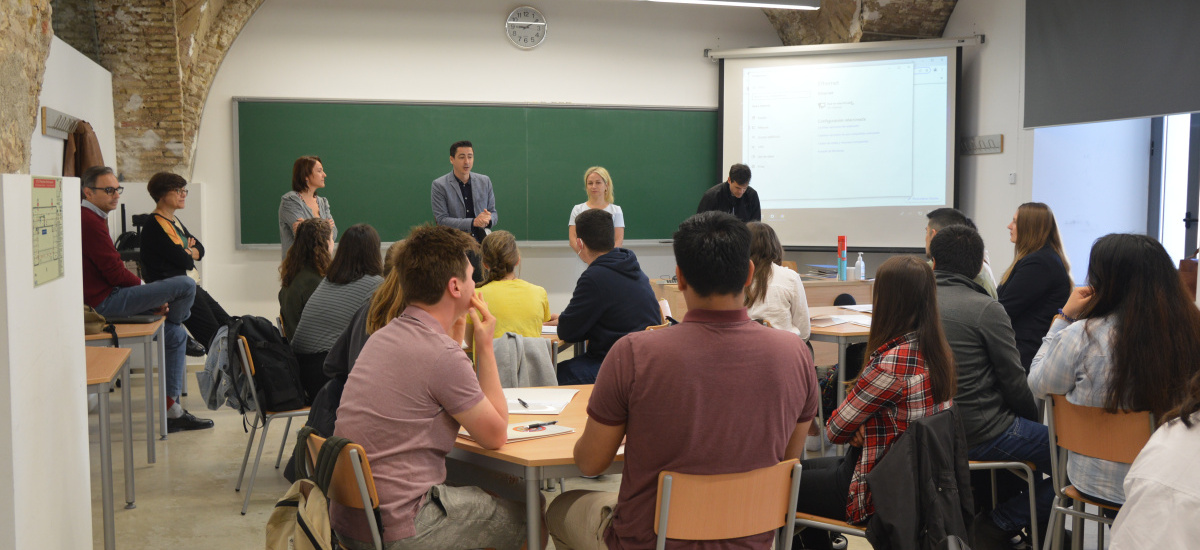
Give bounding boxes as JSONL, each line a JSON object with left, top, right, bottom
{"left": 865, "top": 256, "right": 956, "bottom": 403}
{"left": 745, "top": 222, "right": 783, "bottom": 308}
{"left": 1079, "top": 234, "right": 1200, "bottom": 419}
{"left": 325, "top": 223, "right": 382, "bottom": 285}
{"left": 280, "top": 218, "right": 332, "bottom": 287}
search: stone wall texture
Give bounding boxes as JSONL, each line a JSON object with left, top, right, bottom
{"left": 51, "top": 0, "right": 101, "bottom": 65}
{"left": 1, "top": 0, "right": 54, "bottom": 174}
{"left": 765, "top": 0, "right": 957, "bottom": 45}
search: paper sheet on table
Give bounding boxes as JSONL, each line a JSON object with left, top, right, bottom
{"left": 459, "top": 421, "right": 575, "bottom": 442}
{"left": 839, "top": 304, "right": 873, "bottom": 313}
{"left": 505, "top": 387, "right": 579, "bottom": 415}
{"left": 541, "top": 325, "right": 557, "bottom": 336}
{"left": 811, "top": 315, "right": 873, "bottom": 328}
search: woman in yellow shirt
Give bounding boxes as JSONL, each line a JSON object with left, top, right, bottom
{"left": 476, "top": 230, "right": 555, "bottom": 339}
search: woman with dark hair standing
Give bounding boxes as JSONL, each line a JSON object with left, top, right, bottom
{"left": 289, "top": 223, "right": 384, "bottom": 398}
{"left": 745, "top": 222, "right": 810, "bottom": 338}
{"left": 140, "top": 172, "right": 233, "bottom": 352}
{"left": 473, "top": 230, "right": 554, "bottom": 341}
{"left": 997, "top": 202, "right": 1072, "bottom": 370}
{"left": 1029, "top": 233, "right": 1200, "bottom": 507}
{"left": 278, "top": 218, "right": 334, "bottom": 339}
{"left": 796, "top": 256, "right": 957, "bottom": 550}
{"left": 279, "top": 155, "right": 337, "bottom": 258}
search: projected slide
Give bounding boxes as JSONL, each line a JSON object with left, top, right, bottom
{"left": 742, "top": 56, "right": 948, "bottom": 210}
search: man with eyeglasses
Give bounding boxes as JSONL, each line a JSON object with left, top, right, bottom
{"left": 81, "top": 166, "right": 213, "bottom": 432}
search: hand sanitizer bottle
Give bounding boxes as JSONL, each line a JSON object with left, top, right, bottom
{"left": 856, "top": 252, "right": 866, "bottom": 281}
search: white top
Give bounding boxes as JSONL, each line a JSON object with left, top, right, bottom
{"left": 746, "top": 263, "right": 811, "bottom": 339}
{"left": 1111, "top": 413, "right": 1200, "bottom": 549}
{"left": 568, "top": 202, "right": 625, "bottom": 228}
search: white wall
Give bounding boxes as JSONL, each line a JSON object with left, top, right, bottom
{"left": 0, "top": 175, "right": 92, "bottom": 549}
{"left": 1032, "top": 119, "right": 1151, "bottom": 283}
{"left": 30, "top": 37, "right": 117, "bottom": 182}
{"left": 192, "top": 0, "right": 782, "bottom": 315}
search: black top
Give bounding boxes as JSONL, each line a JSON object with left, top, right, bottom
{"left": 139, "top": 213, "right": 203, "bottom": 283}
{"left": 696, "top": 181, "right": 761, "bottom": 223}
{"left": 455, "top": 173, "right": 487, "bottom": 243}
{"left": 557, "top": 248, "right": 662, "bottom": 358}
{"left": 997, "top": 245, "right": 1072, "bottom": 368}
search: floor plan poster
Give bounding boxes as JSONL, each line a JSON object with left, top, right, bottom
{"left": 32, "top": 176, "right": 64, "bottom": 287}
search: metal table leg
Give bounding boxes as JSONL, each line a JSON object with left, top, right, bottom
{"left": 122, "top": 364, "right": 136, "bottom": 509}
{"left": 525, "top": 466, "right": 542, "bottom": 550}
{"left": 142, "top": 335, "right": 156, "bottom": 462}
{"left": 98, "top": 386, "right": 116, "bottom": 550}
{"left": 157, "top": 324, "right": 168, "bottom": 440}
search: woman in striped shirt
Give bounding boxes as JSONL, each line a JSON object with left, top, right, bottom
{"left": 796, "top": 256, "right": 957, "bottom": 550}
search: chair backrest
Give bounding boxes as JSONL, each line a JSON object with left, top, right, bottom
{"left": 832, "top": 293, "right": 857, "bottom": 307}
{"left": 781, "top": 260, "right": 799, "bottom": 272}
{"left": 645, "top": 323, "right": 671, "bottom": 331}
{"left": 235, "top": 335, "right": 264, "bottom": 419}
{"left": 305, "top": 433, "right": 381, "bottom": 510}
{"left": 658, "top": 299, "right": 671, "bottom": 323}
{"left": 654, "top": 459, "right": 800, "bottom": 546}
{"left": 1047, "top": 394, "right": 1154, "bottom": 464}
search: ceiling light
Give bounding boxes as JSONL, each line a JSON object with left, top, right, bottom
{"left": 642, "top": 0, "right": 819, "bottom": 10}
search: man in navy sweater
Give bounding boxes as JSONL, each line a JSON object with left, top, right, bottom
{"left": 556, "top": 209, "right": 661, "bottom": 385}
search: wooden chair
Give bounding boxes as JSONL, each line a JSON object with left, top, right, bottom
{"left": 304, "top": 433, "right": 383, "bottom": 550}
{"left": 233, "top": 335, "right": 311, "bottom": 515}
{"left": 1043, "top": 395, "right": 1154, "bottom": 550}
{"left": 782, "top": 260, "right": 799, "bottom": 272}
{"left": 655, "top": 459, "right": 802, "bottom": 550}
{"left": 968, "top": 460, "right": 1039, "bottom": 550}
{"left": 792, "top": 512, "right": 866, "bottom": 543}
{"left": 645, "top": 322, "right": 671, "bottom": 331}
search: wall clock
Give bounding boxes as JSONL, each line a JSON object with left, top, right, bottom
{"left": 506, "top": 6, "right": 547, "bottom": 49}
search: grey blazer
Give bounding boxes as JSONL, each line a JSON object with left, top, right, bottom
{"left": 431, "top": 172, "right": 498, "bottom": 233}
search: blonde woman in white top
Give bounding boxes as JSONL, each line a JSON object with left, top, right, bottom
{"left": 568, "top": 166, "right": 624, "bottom": 251}
{"left": 745, "top": 222, "right": 810, "bottom": 339}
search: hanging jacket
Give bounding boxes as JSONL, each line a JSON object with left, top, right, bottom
{"left": 865, "top": 407, "right": 974, "bottom": 550}
{"left": 64, "top": 121, "right": 105, "bottom": 178}
{"left": 493, "top": 332, "right": 556, "bottom": 388}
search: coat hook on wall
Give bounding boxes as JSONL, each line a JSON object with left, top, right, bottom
{"left": 41, "top": 106, "right": 81, "bottom": 140}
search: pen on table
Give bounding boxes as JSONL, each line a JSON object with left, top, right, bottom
{"left": 526, "top": 421, "right": 557, "bottom": 429}
{"left": 517, "top": 398, "right": 529, "bottom": 409}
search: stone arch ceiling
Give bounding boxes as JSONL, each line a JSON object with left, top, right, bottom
{"left": 764, "top": 0, "right": 958, "bottom": 45}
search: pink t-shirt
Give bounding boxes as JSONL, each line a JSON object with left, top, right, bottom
{"left": 331, "top": 306, "right": 485, "bottom": 543}
{"left": 588, "top": 308, "right": 819, "bottom": 550}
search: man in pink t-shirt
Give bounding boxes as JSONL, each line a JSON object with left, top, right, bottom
{"left": 331, "top": 225, "right": 525, "bottom": 550}
{"left": 546, "top": 212, "right": 820, "bottom": 550}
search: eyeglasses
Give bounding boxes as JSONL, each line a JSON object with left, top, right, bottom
{"left": 173, "top": 188, "right": 189, "bottom": 196}
{"left": 88, "top": 186, "right": 124, "bottom": 195}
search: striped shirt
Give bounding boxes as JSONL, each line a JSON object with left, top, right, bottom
{"left": 1028, "top": 315, "right": 1128, "bottom": 504}
{"left": 290, "top": 275, "right": 382, "bottom": 354}
{"left": 827, "top": 332, "right": 949, "bottom": 523}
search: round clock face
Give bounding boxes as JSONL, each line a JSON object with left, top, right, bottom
{"left": 506, "top": 6, "right": 546, "bottom": 49}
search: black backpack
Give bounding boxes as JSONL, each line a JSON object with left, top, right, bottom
{"left": 228, "top": 316, "right": 308, "bottom": 413}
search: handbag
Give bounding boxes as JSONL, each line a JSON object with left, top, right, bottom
{"left": 84, "top": 305, "right": 107, "bottom": 335}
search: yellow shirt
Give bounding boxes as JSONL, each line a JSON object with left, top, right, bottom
{"left": 477, "top": 278, "right": 552, "bottom": 340}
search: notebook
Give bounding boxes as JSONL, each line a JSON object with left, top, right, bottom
{"left": 458, "top": 421, "right": 575, "bottom": 443}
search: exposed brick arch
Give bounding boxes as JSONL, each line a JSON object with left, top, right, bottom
{"left": 0, "top": 0, "right": 53, "bottom": 174}
{"left": 93, "top": 0, "right": 262, "bottom": 181}
{"left": 764, "top": 0, "right": 958, "bottom": 45}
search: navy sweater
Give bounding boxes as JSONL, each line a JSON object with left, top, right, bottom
{"left": 558, "top": 248, "right": 661, "bottom": 358}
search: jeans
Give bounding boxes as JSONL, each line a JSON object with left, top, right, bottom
{"left": 968, "top": 416, "right": 1055, "bottom": 533}
{"left": 557, "top": 355, "right": 602, "bottom": 385}
{"left": 96, "top": 276, "right": 196, "bottom": 399}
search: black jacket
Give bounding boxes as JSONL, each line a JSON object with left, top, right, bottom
{"left": 139, "top": 213, "right": 203, "bottom": 283}
{"left": 696, "top": 182, "right": 761, "bottom": 223}
{"left": 865, "top": 407, "right": 974, "bottom": 550}
{"left": 997, "top": 246, "right": 1071, "bottom": 368}
{"left": 557, "top": 248, "right": 661, "bottom": 358}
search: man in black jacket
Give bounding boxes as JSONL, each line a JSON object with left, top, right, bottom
{"left": 930, "top": 226, "right": 1053, "bottom": 550}
{"left": 696, "top": 163, "right": 760, "bottom": 222}
{"left": 556, "top": 209, "right": 661, "bottom": 385}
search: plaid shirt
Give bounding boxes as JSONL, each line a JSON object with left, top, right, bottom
{"left": 826, "top": 332, "right": 950, "bottom": 524}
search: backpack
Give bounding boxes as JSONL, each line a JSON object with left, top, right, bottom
{"left": 229, "top": 316, "right": 308, "bottom": 413}
{"left": 266, "top": 427, "right": 354, "bottom": 550}
{"left": 197, "top": 325, "right": 254, "bottom": 412}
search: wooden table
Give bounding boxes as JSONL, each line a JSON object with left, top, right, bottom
{"left": 448, "top": 385, "right": 621, "bottom": 550}
{"left": 808, "top": 306, "right": 871, "bottom": 405}
{"left": 86, "top": 346, "right": 135, "bottom": 550}
{"left": 86, "top": 319, "right": 167, "bottom": 461}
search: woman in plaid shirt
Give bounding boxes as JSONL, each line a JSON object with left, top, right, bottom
{"left": 795, "top": 256, "right": 957, "bottom": 550}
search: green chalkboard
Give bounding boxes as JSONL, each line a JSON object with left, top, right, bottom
{"left": 236, "top": 100, "right": 719, "bottom": 245}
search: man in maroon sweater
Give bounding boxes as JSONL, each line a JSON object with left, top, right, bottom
{"left": 81, "top": 166, "right": 212, "bottom": 432}
{"left": 546, "top": 212, "right": 819, "bottom": 550}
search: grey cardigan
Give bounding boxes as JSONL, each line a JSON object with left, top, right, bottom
{"left": 934, "top": 270, "right": 1038, "bottom": 446}
{"left": 278, "top": 191, "right": 336, "bottom": 258}
{"left": 431, "top": 172, "right": 498, "bottom": 233}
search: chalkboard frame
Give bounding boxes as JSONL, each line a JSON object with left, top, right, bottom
{"left": 233, "top": 98, "right": 720, "bottom": 248}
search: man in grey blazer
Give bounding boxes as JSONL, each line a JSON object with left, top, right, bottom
{"left": 431, "top": 140, "right": 498, "bottom": 245}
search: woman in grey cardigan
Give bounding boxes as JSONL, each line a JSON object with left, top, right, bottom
{"left": 279, "top": 155, "right": 337, "bottom": 258}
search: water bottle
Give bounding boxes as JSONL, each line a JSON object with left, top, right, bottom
{"left": 856, "top": 252, "right": 866, "bottom": 281}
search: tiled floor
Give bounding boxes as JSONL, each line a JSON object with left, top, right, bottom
{"left": 86, "top": 367, "right": 1095, "bottom": 550}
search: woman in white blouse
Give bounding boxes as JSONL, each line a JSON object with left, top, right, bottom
{"left": 568, "top": 166, "right": 624, "bottom": 251}
{"left": 745, "top": 222, "right": 810, "bottom": 339}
